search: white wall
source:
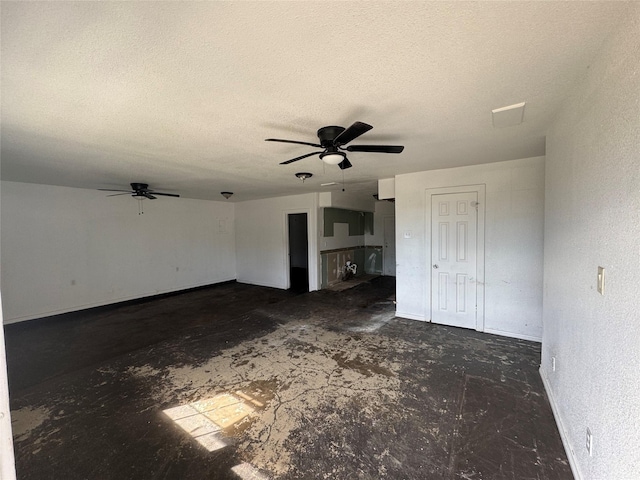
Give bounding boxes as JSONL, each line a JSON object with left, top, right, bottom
{"left": 541, "top": 4, "right": 640, "bottom": 479}
{"left": 394, "top": 156, "right": 545, "bottom": 341}
{"left": 378, "top": 178, "right": 395, "bottom": 200}
{"left": 366, "top": 200, "right": 395, "bottom": 247}
{"left": 235, "top": 193, "right": 319, "bottom": 291}
{"left": 1, "top": 182, "right": 236, "bottom": 323}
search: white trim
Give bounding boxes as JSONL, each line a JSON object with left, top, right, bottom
{"left": 395, "top": 311, "right": 428, "bottom": 322}
{"left": 483, "top": 328, "right": 541, "bottom": 343}
{"left": 0, "top": 294, "right": 17, "bottom": 480}
{"left": 382, "top": 214, "right": 396, "bottom": 276}
{"left": 425, "top": 184, "right": 486, "bottom": 331}
{"left": 284, "top": 201, "right": 320, "bottom": 292}
{"left": 283, "top": 208, "right": 316, "bottom": 292}
{"left": 3, "top": 277, "right": 237, "bottom": 325}
{"left": 540, "top": 367, "right": 581, "bottom": 480}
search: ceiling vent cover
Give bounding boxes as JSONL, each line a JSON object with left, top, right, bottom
{"left": 492, "top": 102, "right": 526, "bottom": 128}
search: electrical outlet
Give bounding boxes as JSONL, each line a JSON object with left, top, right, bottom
{"left": 586, "top": 428, "right": 593, "bottom": 456}
{"left": 552, "top": 357, "right": 556, "bottom": 372}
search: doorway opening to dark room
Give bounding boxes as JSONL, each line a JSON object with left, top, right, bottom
{"left": 288, "top": 213, "right": 309, "bottom": 293}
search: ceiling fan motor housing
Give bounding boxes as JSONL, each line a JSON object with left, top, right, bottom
{"left": 130, "top": 183, "right": 149, "bottom": 191}
{"left": 317, "top": 126, "right": 345, "bottom": 149}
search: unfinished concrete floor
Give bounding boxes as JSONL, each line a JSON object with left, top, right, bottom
{"left": 6, "top": 278, "right": 571, "bottom": 479}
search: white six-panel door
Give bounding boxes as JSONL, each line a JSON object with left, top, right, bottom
{"left": 430, "top": 191, "right": 478, "bottom": 329}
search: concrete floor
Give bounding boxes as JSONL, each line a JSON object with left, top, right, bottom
{"left": 6, "top": 278, "right": 571, "bottom": 479}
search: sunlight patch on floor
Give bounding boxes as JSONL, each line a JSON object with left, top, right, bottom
{"left": 347, "top": 312, "right": 396, "bottom": 333}
{"left": 163, "top": 393, "right": 256, "bottom": 451}
{"left": 231, "top": 462, "right": 271, "bottom": 479}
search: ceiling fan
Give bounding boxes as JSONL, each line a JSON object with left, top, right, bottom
{"left": 266, "top": 121, "right": 404, "bottom": 170}
{"left": 98, "top": 183, "right": 180, "bottom": 200}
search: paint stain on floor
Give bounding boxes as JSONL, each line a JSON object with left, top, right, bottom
{"left": 7, "top": 278, "right": 572, "bottom": 479}
{"left": 151, "top": 321, "right": 404, "bottom": 476}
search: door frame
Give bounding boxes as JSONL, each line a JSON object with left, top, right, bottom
{"left": 382, "top": 214, "right": 396, "bottom": 276}
{"left": 283, "top": 208, "right": 316, "bottom": 291}
{"left": 425, "top": 184, "right": 486, "bottom": 331}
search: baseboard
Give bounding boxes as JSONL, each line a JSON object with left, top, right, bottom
{"left": 483, "top": 328, "right": 542, "bottom": 343}
{"left": 540, "top": 367, "right": 581, "bottom": 480}
{"left": 395, "top": 311, "right": 428, "bottom": 322}
{"left": 236, "top": 279, "right": 286, "bottom": 290}
{"left": 3, "top": 278, "right": 237, "bottom": 325}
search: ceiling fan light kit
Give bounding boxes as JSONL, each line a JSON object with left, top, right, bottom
{"left": 319, "top": 152, "right": 345, "bottom": 165}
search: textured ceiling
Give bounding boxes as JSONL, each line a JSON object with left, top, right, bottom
{"left": 0, "top": 1, "right": 630, "bottom": 202}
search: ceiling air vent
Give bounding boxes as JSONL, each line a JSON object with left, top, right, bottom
{"left": 492, "top": 102, "right": 525, "bottom": 128}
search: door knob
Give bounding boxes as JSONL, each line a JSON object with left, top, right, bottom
{"left": 433, "top": 264, "right": 439, "bottom": 269}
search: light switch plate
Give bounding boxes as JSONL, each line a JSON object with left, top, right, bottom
{"left": 597, "top": 267, "right": 605, "bottom": 295}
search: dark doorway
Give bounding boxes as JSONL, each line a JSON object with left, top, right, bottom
{"left": 288, "top": 213, "right": 309, "bottom": 293}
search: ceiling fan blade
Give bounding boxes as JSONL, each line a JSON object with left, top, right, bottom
{"left": 280, "top": 151, "right": 323, "bottom": 165}
{"left": 143, "top": 193, "right": 157, "bottom": 200}
{"left": 333, "top": 121, "right": 373, "bottom": 146}
{"left": 266, "top": 138, "right": 323, "bottom": 148}
{"left": 149, "top": 192, "right": 180, "bottom": 197}
{"left": 99, "top": 188, "right": 133, "bottom": 192}
{"left": 106, "top": 192, "right": 133, "bottom": 197}
{"left": 338, "top": 158, "right": 353, "bottom": 170}
{"left": 345, "top": 145, "right": 404, "bottom": 153}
